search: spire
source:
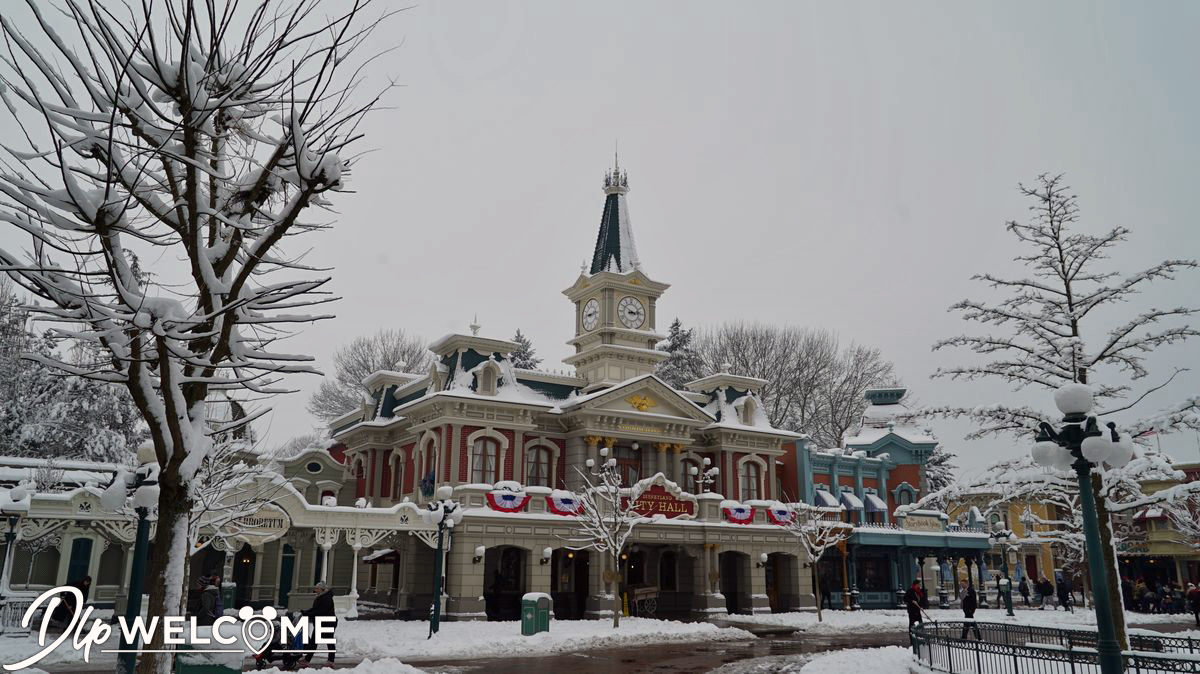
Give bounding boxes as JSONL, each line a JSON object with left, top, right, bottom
{"left": 590, "top": 155, "right": 640, "bottom": 274}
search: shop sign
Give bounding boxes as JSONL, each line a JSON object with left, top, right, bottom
{"left": 903, "top": 514, "right": 944, "bottom": 532}
{"left": 223, "top": 505, "right": 290, "bottom": 545}
{"left": 628, "top": 484, "right": 694, "bottom": 518}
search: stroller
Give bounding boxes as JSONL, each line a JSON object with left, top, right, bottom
{"left": 254, "top": 614, "right": 304, "bottom": 671}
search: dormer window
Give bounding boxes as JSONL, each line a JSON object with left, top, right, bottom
{"left": 476, "top": 363, "right": 499, "bottom": 396}
{"left": 740, "top": 397, "right": 758, "bottom": 425}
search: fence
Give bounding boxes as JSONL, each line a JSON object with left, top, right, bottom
{"left": 910, "top": 621, "right": 1200, "bottom": 674}
{"left": 0, "top": 598, "right": 33, "bottom": 636}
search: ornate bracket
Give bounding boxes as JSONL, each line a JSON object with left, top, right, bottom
{"left": 313, "top": 527, "right": 341, "bottom": 550}
{"left": 16, "top": 519, "right": 67, "bottom": 544}
{"left": 409, "top": 529, "right": 447, "bottom": 551}
{"left": 345, "top": 528, "right": 392, "bottom": 550}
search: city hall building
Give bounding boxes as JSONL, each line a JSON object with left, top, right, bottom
{"left": 0, "top": 163, "right": 990, "bottom": 621}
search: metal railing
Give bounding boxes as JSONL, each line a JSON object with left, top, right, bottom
{"left": 0, "top": 598, "right": 34, "bottom": 636}
{"left": 911, "top": 621, "right": 1200, "bottom": 674}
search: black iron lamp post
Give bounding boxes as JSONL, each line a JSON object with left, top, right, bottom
{"left": 100, "top": 446, "right": 159, "bottom": 674}
{"left": 422, "top": 485, "right": 463, "bottom": 639}
{"left": 990, "top": 528, "right": 1017, "bottom": 617}
{"left": 1029, "top": 383, "right": 1134, "bottom": 674}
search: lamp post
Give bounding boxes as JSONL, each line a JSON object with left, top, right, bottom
{"left": 101, "top": 446, "right": 159, "bottom": 674}
{"left": 688, "top": 458, "right": 719, "bottom": 493}
{"left": 422, "top": 485, "right": 463, "bottom": 639}
{"left": 990, "top": 528, "right": 1017, "bottom": 617}
{"left": 1029, "top": 383, "right": 1133, "bottom": 674}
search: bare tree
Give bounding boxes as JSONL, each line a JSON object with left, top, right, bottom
{"left": 925, "top": 174, "right": 1199, "bottom": 646}
{"left": 561, "top": 450, "right": 656, "bottom": 628}
{"left": 30, "top": 458, "right": 66, "bottom": 493}
{"left": 781, "top": 504, "right": 851, "bottom": 622}
{"left": 695, "top": 323, "right": 895, "bottom": 447}
{"left": 0, "top": 2, "right": 392, "bottom": 670}
{"left": 307, "top": 328, "right": 432, "bottom": 421}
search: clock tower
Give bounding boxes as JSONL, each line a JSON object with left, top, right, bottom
{"left": 563, "top": 159, "right": 670, "bottom": 392}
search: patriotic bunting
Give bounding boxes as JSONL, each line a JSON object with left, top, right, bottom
{"left": 486, "top": 489, "right": 530, "bottom": 513}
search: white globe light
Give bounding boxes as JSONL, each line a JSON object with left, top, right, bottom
{"left": 100, "top": 478, "right": 127, "bottom": 512}
{"left": 585, "top": 458, "right": 595, "bottom": 468}
{"left": 133, "top": 484, "right": 159, "bottom": 509}
{"left": 689, "top": 465, "right": 698, "bottom": 476}
{"left": 1080, "top": 435, "right": 1112, "bottom": 464}
{"left": 1107, "top": 437, "right": 1134, "bottom": 468}
{"left": 1051, "top": 447, "right": 1076, "bottom": 471}
{"left": 1054, "top": 383, "right": 1094, "bottom": 416}
{"left": 436, "top": 485, "right": 453, "bottom": 500}
{"left": 1031, "top": 441, "right": 1058, "bottom": 467}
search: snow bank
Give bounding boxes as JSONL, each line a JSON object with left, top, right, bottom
{"left": 800, "top": 646, "right": 913, "bottom": 673}
{"left": 335, "top": 617, "right": 753, "bottom": 661}
{"left": 257, "top": 657, "right": 423, "bottom": 674}
{"left": 730, "top": 607, "right": 1192, "bottom": 633}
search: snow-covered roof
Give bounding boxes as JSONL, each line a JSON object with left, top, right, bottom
{"left": 863, "top": 493, "right": 888, "bottom": 512}
{"left": 591, "top": 161, "right": 640, "bottom": 274}
{"left": 813, "top": 489, "right": 840, "bottom": 508}
{"left": 840, "top": 491, "right": 864, "bottom": 510}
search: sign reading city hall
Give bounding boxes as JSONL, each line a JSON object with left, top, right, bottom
{"left": 628, "top": 484, "right": 695, "bottom": 518}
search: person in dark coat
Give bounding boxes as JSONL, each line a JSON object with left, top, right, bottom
{"left": 960, "top": 583, "right": 982, "bottom": 639}
{"left": 1057, "top": 576, "right": 1074, "bottom": 613}
{"left": 1018, "top": 578, "right": 1030, "bottom": 607}
{"left": 197, "top": 582, "right": 220, "bottom": 626}
{"left": 52, "top": 575, "right": 91, "bottom": 626}
{"left": 904, "top": 580, "right": 925, "bottom": 628}
{"left": 1187, "top": 583, "right": 1200, "bottom": 627}
{"left": 302, "top": 581, "right": 337, "bottom": 665}
{"left": 1037, "top": 577, "right": 1054, "bottom": 609}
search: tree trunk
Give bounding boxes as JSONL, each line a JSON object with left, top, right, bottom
{"left": 813, "top": 565, "right": 824, "bottom": 622}
{"left": 611, "top": 555, "right": 621, "bottom": 628}
{"left": 137, "top": 471, "right": 193, "bottom": 674}
{"left": 1092, "top": 474, "right": 1128, "bottom": 650}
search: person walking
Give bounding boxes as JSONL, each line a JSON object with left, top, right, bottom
{"left": 904, "top": 579, "right": 925, "bottom": 629}
{"left": 1057, "top": 576, "right": 1074, "bottom": 613}
{"left": 198, "top": 580, "right": 220, "bottom": 626}
{"left": 302, "top": 581, "right": 337, "bottom": 666}
{"left": 1036, "top": 577, "right": 1053, "bottom": 610}
{"left": 1186, "top": 583, "right": 1200, "bottom": 627}
{"left": 1018, "top": 578, "right": 1030, "bottom": 607}
{"left": 960, "top": 583, "right": 982, "bottom": 639}
{"left": 52, "top": 575, "right": 91, "bottom": 627}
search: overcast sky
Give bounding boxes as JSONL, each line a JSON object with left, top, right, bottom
{"left": 5, "top": 1, "right": 1199, "bottom": 477}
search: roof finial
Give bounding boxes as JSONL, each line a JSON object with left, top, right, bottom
{"left": 614, "top": 139, "right": 619, "bottom": 173}
{"left": 469, "top": 314, "right": 480, "bottom": 336}
{"left": 603, "top": 143, "right": 628, "bottom": 195}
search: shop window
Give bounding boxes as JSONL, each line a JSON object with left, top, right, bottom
{"left": 526, "top": 446, "right": 551, "bottom": 487}
{"left": 472, "top": 437, "right": 500, "bottom": 483}
{"left": 681, "top": 459, "right": 700, "bottom": 493}
{"left": 739, "top": 461, "right": 762, "bottom": 501}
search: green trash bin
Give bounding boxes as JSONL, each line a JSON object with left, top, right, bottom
{"left": 521, "top": 592, "right": 552, "bottom": 636}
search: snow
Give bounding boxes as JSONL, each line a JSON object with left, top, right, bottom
{"left": 258, "top": 658, "right": 423, "bottom": 674}
{"left": 728, "top": 607, "right": 1194, "bottom": 633}
{"left": 333, "top": 617, "right": 753, "bottom": 661}
{"left": 800, "top": 646, "right": 913, "bottom": 674}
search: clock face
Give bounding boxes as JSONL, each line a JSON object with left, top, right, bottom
{"left": 581, "top": 299, "right": 600, "bottom": 331}
{"left": 618, "top": 296, "right": 646, "bottom": 329}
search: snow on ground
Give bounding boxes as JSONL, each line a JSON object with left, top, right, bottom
{"left": 257, "top": 657, "right": 424, "bottom": 674}
{"left": 731, "top": 607, "right": 1192, "bottom": 633}
{"left": 336, "top": 617, "right": 754, "bottom": 661}
{"left": 713, "top": 646, "right": 913, "bottom": 674}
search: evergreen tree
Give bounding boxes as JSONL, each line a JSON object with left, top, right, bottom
{"left": 510, "top": 329, "right": 542, "bottom": 369}
{"left": 923, "top": 444, "right": 958, "bottom": 492}
{"left": 656, "top": 318, "right": 706, "bottom": 388}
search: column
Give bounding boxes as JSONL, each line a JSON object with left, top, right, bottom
{"left": 750, "top": 552, "right": 770, "bottom": 614}
{"left": 513, "top": 430, "right": 525, "bottom": 483}
{"left": 654, "top": 443, "right": 667, "bottom": 481}
{"left": 671, "top": 444, "right": 684, "bottom": 484}
{"left": 449, "top": 424, "right": 461, "bottom": 484}
{"left": 251, "top": 544, "right": 265, "bottom": 604}
{"left": 976, "top": 552, "right": 989, "bottom": 608}
{"left": 346, "top": 541, "right": 362, "bottom": 619}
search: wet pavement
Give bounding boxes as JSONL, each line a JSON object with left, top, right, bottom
{"left": 412, "top": 630, "right": 910, "bottom": 674}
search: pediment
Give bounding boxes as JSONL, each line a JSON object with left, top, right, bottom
{"left": 565, "top": 375, "right": 713, "bottom": 424}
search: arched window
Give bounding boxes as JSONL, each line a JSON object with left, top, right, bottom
{"left": 740, "top": 397, "right": 759, "bottom": 425}
{"left": 681, "top": 459, "right": 700, "bottom": 493}
{"left": 739, "top": 461, "right": 762, "bottom": 501}
{"left": 477, "top": 364, "right": 499, "bottom": 395}
{"left": 526, "top": 446, "right": 551, "bottom": 487}
{"left": 472, "top": 437, "right": 500, "bottom": 484}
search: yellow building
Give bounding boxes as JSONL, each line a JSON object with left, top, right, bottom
{"left": 947, "top": 492, "right": 1059, "bottom": 588}
{"left": 1117, "top": 461, "right": 1200, "bottom": 588}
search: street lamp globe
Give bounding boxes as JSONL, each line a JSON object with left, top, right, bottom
{"left": 1080, "top": 434, "right": 1113, "bottom": 464}
{"left": 1053, "top": 382, "right": 1094, "bottom": 416}
{"left": 1031, "top": 440, "right": 1058, "bottom": 467}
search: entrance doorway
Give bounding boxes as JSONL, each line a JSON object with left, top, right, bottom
{"left": 719, "top": 551, "right": 750, "bottom": 615}
{"left": 484, "top": 546, "right": 527, "bottom": 620}
{"left": 232, "top": 543, "right": 256, "bottom": 607}
{"left": 278, "top": 545, "right": 296, "bottom": 608}
{"left": 551, "top": 549, "right": 589, "bottom": 619}
{"left": 766, "top": 553, "right": 799, "bottom": 613}
{"left": 66, "top": 538, "right": 93, "bottom": 583}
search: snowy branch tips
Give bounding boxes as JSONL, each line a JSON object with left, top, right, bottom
{"left": 0, "top": 2, "right": 394, "bottom": 672}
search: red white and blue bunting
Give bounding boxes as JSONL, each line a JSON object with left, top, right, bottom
{"left": 546, "top": 491, "right": 584, "bottom": 516}
{"left": 765, "top": 505, "right": 794, "bottom": 526}
{"left": 486, "top": 489, "right": 530, "bottom": 513}
{"left": 723, "top": 504, "right": 755, "bottom": 525}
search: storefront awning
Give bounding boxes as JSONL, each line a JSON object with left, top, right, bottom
{"left": 840, "top": 491, "right": 864, "bottom": 510}
{"left": 814, "top": 490, "right": 840, "bottom": 508}
{"left": 863, "top": 493, "right": 888, "bottom": 513}
{"left": 362, "top": 548, "right": 399, "bottom": 564}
